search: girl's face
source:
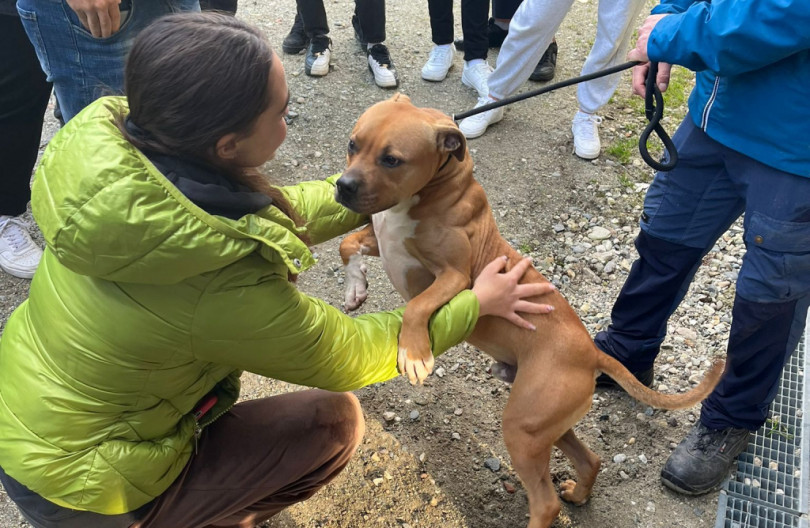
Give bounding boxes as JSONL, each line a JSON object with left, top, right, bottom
{"left": 229, "top": 53, "right": 290, "bottom": 167}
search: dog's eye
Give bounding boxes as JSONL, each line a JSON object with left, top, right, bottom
{"left": 381, "top": 155, "right": 401, "bottom": 168}
{"left": 347, "top": 140, "right": 357, "bottom": 155}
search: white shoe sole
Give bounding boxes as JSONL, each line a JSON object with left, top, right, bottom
{"left": 459, "top": 111, "right": 503, "bottom": 139}
{"left": 422, "top": 64, "right": 452, "bottom": 82}
{"left": 573, "top": 145, "right": 600, "bottom": 160}
{"left": 307, "top": 61, "right": 330, "bottom": 76}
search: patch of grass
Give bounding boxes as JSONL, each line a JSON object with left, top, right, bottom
{"left": 765, "top": 417, "right": 794, "bottom": 441}
{"left": 519, "top": 243, "right": 532, "bottom": 254}
{"left": 616, "top": 172, "right": 634, "bottom": 189}
{"left": 606, "top": 137, "right": 637, "bottom": 165}
{"left": 662, "top": 65, "right": 693, "bottom": 112}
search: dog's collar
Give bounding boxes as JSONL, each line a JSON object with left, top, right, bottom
{"left": 438, "top": 153, "right": 453, "bottom": 172}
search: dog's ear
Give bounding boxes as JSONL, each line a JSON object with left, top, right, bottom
{"left": 390, "top": 93, "right": 412, "bottom": 104}
{"left": 435, "top": 125, "right": 467, "bottom": 162}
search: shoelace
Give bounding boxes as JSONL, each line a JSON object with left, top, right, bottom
{"left": 368, "top": 44, "right": 392, "bottom": 67}
{"left": 310, "top": 37, "right": 330, "bottom": 55}
{"left": 575, "top": 114, "right": 603, "bottom": 140}
{"left": 0, "top": 217, "right": 34, "bottom": 253}
{"left": 428, "top": 47, "right": 451, "bottom": 66}
{"left": 692, "top": 425, "right": 724, "bottom": 454}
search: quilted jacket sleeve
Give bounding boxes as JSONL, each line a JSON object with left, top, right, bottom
{"left": 279, "top": 174, "right": 369, "bottom": 246}
{"left": 190, "top": 267, "right": 479, "bottom": 392}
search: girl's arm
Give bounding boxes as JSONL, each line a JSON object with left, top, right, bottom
{"left": 191, "top": 270, "right": 479, "bottom": 392}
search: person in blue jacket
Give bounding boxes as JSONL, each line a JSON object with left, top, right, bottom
{"left": 594, "top": 0, "right": 810, "bottom": 495}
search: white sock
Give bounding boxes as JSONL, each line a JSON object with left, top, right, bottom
{"left": 465, "top": 58, "right": 485, "bottom": 68}
{"left": 367, "top": 42, "right": 381, "bottom": 50}
{"left": 494, "top": 19, "right": 509, "bottom": 30}
{"left": 434, "top": 43, "right": 452, "bottom": 51}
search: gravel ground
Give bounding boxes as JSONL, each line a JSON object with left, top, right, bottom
{"left": 1, "top": 1, "right": 744, "bottom": 527}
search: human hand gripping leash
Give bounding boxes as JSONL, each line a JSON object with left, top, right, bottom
{"left": 452, "top": 61, "right": 678, "bottom": 172}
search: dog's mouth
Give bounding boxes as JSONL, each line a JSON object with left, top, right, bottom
{"left": 335, "top": 188, "right": 385, "bottom": 215}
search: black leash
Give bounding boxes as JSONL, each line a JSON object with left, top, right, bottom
{"left": 639, "top": 61, "right": 678, "bottom": 171}
{"left": 452, "top": 60, "right": 678, "bottom": 171}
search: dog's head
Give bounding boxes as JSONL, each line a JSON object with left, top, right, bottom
{"left": 335, "top": 93, "right": 467, "bottom": 215}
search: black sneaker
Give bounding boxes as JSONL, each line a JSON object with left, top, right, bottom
{"left": 366, "top": 43, "right": 399, "bottom": 88}
{"left": 530, "top": 41, "right": 557, "bottom": 82}
{"left": 305, "top": 35, "right": 331, "bottom": 77}
{"left": 487, "top": 17, "right": 509, "bottom": 48}
{"left": 454, "top": 18, "right": 509, "bottom": 52}
{"left": 661, "top": 423, "right": 750, "bottom": 495}
{"left": 282, "top": 12, "right": 308, "bottom": 55}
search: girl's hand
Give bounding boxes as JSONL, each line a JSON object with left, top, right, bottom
{"left": 472, "top": 256, "right": 556, "bottom": 331}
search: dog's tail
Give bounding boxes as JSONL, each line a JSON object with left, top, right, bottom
{"left": 595, "top": 349, "right": 725, "bottom": 410}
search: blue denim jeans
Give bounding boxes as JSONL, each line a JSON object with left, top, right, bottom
{"left": 16, "top": 0, "right": 199, "bottom": 123}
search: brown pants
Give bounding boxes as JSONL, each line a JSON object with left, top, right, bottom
{"left": 134, "top": 390, "right": 365, "bottom": 528}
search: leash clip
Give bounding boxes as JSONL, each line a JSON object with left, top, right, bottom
{"left": 638, "top": 61, "right": 678, "bottom": 172}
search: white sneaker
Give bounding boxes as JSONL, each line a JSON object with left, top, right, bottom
{"left": 461, "top": 60, "right": 493, "bottom": 98}
{"left": 458, "top": 97, "right": 504, "bottom": 139}
{"left": 571, "top": 111, "right": 603, "bottom": 159}
{"left": 305, "top": 35, "right": 332, "bottom": 77}
{"left": 0, "top": 215, "right": 43, "bottom": 279}
{"left": 421, "top": 44, "right": 454, "bottom": 81}
{"left": 367, "top": 43, "right": 399, "bottom": 88}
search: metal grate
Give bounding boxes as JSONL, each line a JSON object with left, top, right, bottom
{"left": 716, "top": 312, "right": 809, "bottom": 528}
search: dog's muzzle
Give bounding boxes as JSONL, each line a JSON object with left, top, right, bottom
{"left": 335, "top": 175, "right": 361, "bottom": 209}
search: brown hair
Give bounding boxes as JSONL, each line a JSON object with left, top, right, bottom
{"left": 120, "top": 12, "right": 302, "bottom": 226}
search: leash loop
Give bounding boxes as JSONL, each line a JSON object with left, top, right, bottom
{"left": 638, "top": 61, "right": 678, "bottom": 171}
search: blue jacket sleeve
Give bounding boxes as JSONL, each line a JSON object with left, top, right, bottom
{"left": 648, "top": 0, "right": 810, "bottom": 76}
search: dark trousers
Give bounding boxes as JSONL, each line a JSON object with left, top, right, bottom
{"left": 595, "top": 115, "right": 810, "bottom": 431}
{"left": 492, "top": 0, "right": 522, "bottom": 19}
{"left": 199, "top": 0, "right": 237, "bottom": 14}
{"left": 428, "top": 0, "right": 489, "bottom": 61}
{"left": 297, "top": 0, "right": 386, "bottom": 43}
{"left": 2, "top": 390, "right": 364, "bottom": 528}
{"left": 0, "top": 14, "right": 52, "bottom": 217}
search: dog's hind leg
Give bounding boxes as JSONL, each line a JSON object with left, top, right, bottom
{"left": 555, "top": 428, "right": 601, "bottom": 505}
{"left": 503, "top": 433, "right": 559, "bottom": 528}
{"left": 502, "top": 387, "right": 566, "bottom": 527}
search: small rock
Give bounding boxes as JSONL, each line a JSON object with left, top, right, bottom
{"left": 372, "top": 477, "right": 384, "bottom": 486}
{"left": 484, "top": 457, "right": 501, "bottom": 472}
{"left": 409, "top": 410, "right": 420, "bottom": 420}
{"left": 452, "top": 432, "right": 461, "bottom": 440}
{"left": 638, "top": 454, "right": 648, "bottom": 464}
{"left": 619, "top": 470, "right": 630, "bottom": 480}
{"left": 503, "top": 481, "right": 516, "bottom": 493}
{"left": 613, "top": 454, "right": 627, "bottom": 464}
{"left": 588, "top": 226, "right": 612, "bottom": 240}
{"left": 383, "top": 412, "right": 396, "bottom": 422}
{"left": 435, "top": 366, "right": 446, "bottom": 377}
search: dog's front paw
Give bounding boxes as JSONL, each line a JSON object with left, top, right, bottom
{"left": 343, "top": 255, "right": 368, "bottom": 312}
{"left": 398, "top": 346, "right": 435, "bottom": 385}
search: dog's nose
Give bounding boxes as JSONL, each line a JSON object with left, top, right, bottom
{"left": 336, "top": 176, "right": 360, "bottom": 198}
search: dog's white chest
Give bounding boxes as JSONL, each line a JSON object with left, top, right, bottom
{"left": 372, "top": 198, "right": 428, "bottom": 300}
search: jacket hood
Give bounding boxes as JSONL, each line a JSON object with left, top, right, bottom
{"left": 32, "top": 97, "right": 315, "bottom": 284}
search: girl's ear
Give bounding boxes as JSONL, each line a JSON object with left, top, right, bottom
{"left": 215, "top": 132, "right": 240, "bottom": 161}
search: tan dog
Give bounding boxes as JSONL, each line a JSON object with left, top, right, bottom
{"left": 336, "top": 94, "right": 724, "bottom": 528}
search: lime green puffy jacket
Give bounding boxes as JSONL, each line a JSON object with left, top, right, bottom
{"left": 0, "top": 97, "right": 479, "bottom": 515}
